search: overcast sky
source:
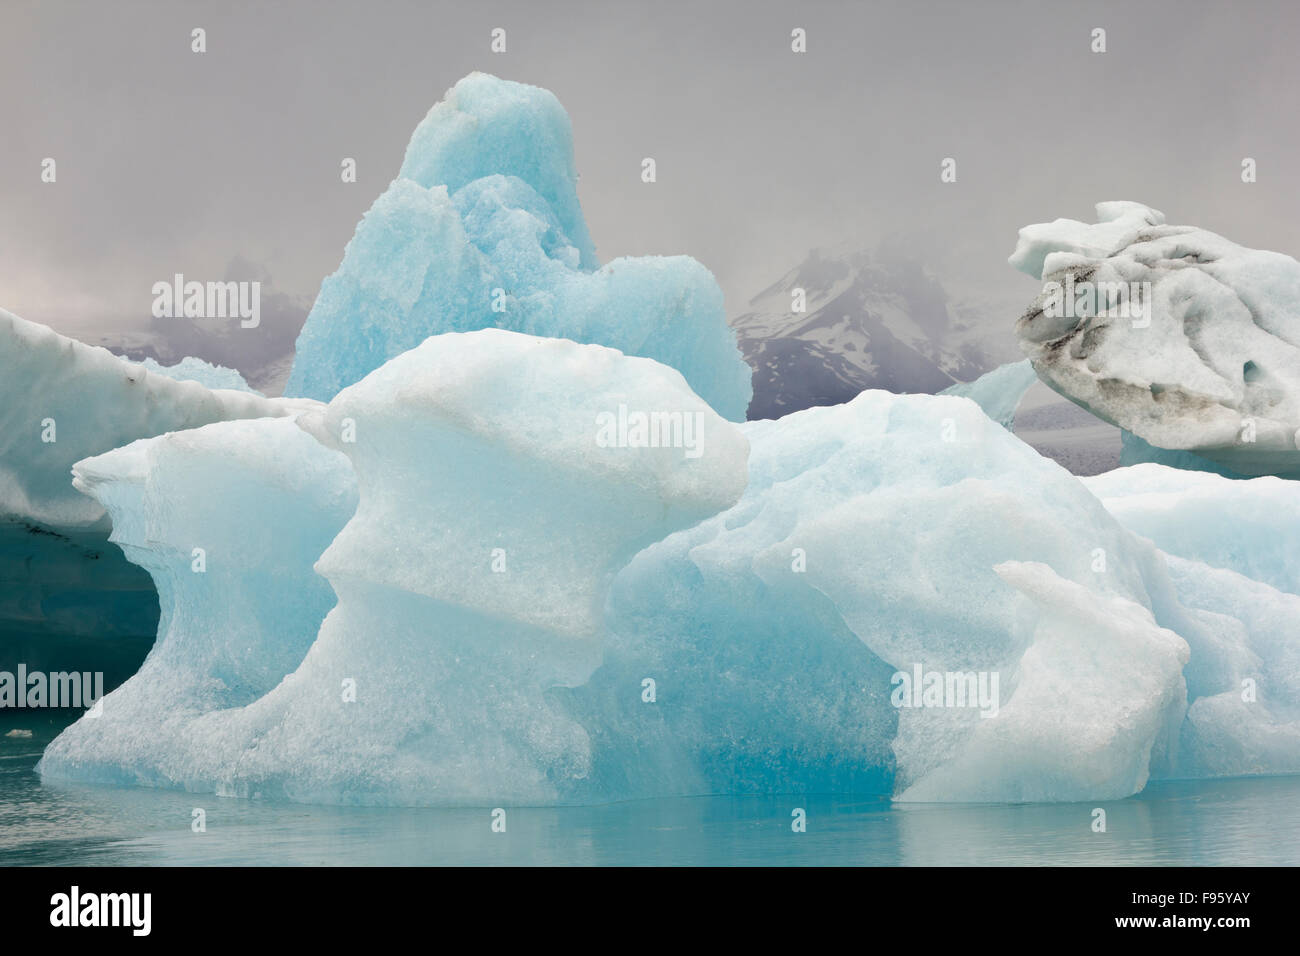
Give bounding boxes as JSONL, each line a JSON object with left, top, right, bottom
{"left": 5, "top": 0, "right": 1300, "bottom": 360}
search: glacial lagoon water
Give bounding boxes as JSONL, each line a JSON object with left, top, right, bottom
{"left": 2, "top": 716, "right": 1297, "bottom": 866}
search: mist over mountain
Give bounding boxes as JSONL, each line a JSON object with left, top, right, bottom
{"left": 80, "top": 257, "right": 308, "bottom": 396}
{"left": 731, "top": 245, "right": 1010, "bottom": 420}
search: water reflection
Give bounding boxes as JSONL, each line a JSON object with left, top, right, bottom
{"left": 4, "top": 725, "right": 1297, "bottom": 866}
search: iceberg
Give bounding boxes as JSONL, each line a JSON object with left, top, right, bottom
{"left": 17, "top": 82, "right": 1300, "bottom": 810}
{"left": 136, "top": 356, "right": 259, "bottom": 394}
{"left": 0, "top": 308, "right": 309, "bottom": 528}
{"left": 1084, "top": 463, "right": 1300, "bottom": 778}
{"left": 898, "top": 560, "right": 1188, "bottom": 802}
{"left": 39, "top": 318, "right": 1300, "bottom": 804}
{"left": 284, "top": 73, "right": 753, "bottom": 422}
{"left": 1116, "top": 429, "right": 1245, "bottom": 478}
{"left": 939, "top": 359, "right": 1037, "bottom": 429}
{"left": 35, "top": 415, "right": 356, "bottom": 786}
{"left": 41, "top": 330, "right": 749, "bottom": 804}
{"left": 1160, "top": 556, "right": 1300, "bottom": 777}
{"left": 1084, "top": 463, "right": 1300, "bottom": 596}
{"left": 576, "top": 391, "right": 1190, "bottom": 803}
{"left": 1010, "top": 202, "right": 1300, "bottom": 478}
{"left": 0, "top": 311, "right": 307, "bottom": 695}
{"left": 43, "top": 355, "right": 1216, "bottom": 805}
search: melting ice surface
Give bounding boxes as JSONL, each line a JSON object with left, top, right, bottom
{"left": 18, "top": 76, "right": 1300, "bottom": 807}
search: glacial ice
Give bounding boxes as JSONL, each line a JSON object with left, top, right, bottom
{"left": 42, "top": 331, "right": 749, "bottom": 803}
{"left": 1011, "top": 202, "right": 1300, "bottom": 478}
{"left": 20, "top": 85, "right": 1300, "bottom": 808}
{"left": 136, "top": 356, "right": 259, "bottom": 394}
{"left": 1085, "top": 463, "right": 1300, "bottom": 596}
{"left": 576, "top": 392, "right": 1191, "bottom": 803}
{"left": 285, "top": 73, "right": 752, "bottom": 421}
{"left": 0, "top": 308, "right": 308, "bottom": 527}
{"left": 43, "top": 354, "right": 1230, "bottom": 805}
{"left": 1085, "top": 463, "right": 1300, "bottom": 778}
{"left": 1160, "top": 556, "right": 1300, "bottom": 777}
{"left": 898, "top": 560, "right": 1188, "bottom": 802}
{"left": 37, "top": 415, "right": 357, "bottom": 785}
{"left": 939, "top": 359, "right": 1037, "bottom": 429}
{"left": 1116, "top": 429, "right": 1245, "bottom": 478}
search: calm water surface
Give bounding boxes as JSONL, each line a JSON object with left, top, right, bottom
{"left": 2, "top": 717, "right": 1297, "bottom": 866}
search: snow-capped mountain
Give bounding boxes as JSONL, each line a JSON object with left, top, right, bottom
{"left": 731, "top": 246, "right": 997, "bottom": 419}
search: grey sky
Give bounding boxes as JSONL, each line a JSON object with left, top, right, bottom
{"left": 4, "top": 0, "right": 1300, "bottom": 361}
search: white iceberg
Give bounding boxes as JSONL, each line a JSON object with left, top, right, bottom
{"left": 0, "top": 308, "right": 309, "bottom": 528}
{"left": 1011, "top": 201, "right": 1300, "bottom": 478}
{"left": 1084, "top": 464, "right": 1300, "bottom": 778}
{"left": 36, "top": 333, "right": 1300, "bottom": 804}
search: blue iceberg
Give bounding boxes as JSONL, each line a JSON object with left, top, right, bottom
{"left": 41, "top": 331, "right": 748, "bottom": 803}
{"left": 284, "top": 73, "right": 752, "bottom": 422}
{"left": 14, "top": 80, "right": 1300, "bottom": 809}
